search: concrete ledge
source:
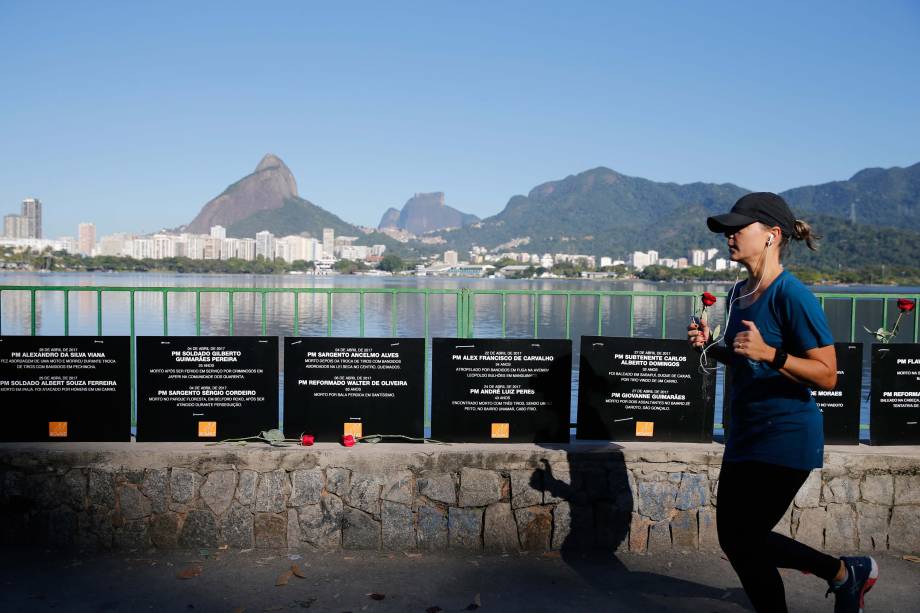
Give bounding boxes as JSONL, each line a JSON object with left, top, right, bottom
{"left": 2, "top": 442, "right": 918, "bottom": 553}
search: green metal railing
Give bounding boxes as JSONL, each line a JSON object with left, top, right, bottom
{"left": 2, "top": 284, "right": 917, "bottom": 431}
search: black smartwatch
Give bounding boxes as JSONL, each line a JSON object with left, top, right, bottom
{"left": 771, "top": 348, "right": 788, "bottom": 370}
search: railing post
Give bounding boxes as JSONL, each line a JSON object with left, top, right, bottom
{"left": 260, "top": 291, "right": 267, "bottom": 336}
{"left": 195, "top": 291, "right": 201, "bottom": 336}
{"left": 596, "top": 293, "right": 603, "bottom": 336}
{"left": 850, "top": 297, "right": 857, "bottom": 342}
{"left": 455, "top": 290, "right": 462, "bottom": 337}
{"left": 162, "top": 290, "right": 168, "bottom": 336}
{"left": 532, "top": 291, "right": 540, "bottom": 339}
{"left": 565, "top": 293, "right": 571, "bottom": 340}
{"left": 915, "top": 294, "right": 919, "bottom": 343}
{"left": 359, "top": 290, "right": 365, "bottom": 337}
{"left": 293, "top": 291, "right": 300, "bottom": 336}
{"left": 130, "top": 289, "right": 136, "bottom": 428}
{"left": 456, "top": 289, "right": 469, "bottom": 339}
{"left": 97, "top": 289, "right": 103, "bottom": 336}
{"left": 501, "top": 292, "right": 507, "bottom": 338}
{"left": 467, "top": 291, "right": 475, "bottom": 338}
{"left": 326, "top": 292, "right": 333, "bottom": 337}
{"left": 660, "top": 294, "right": 667, "bottom": 339}
{"left": 30, "top": 289, "right": 36, "bottom": 336}
{"left": 882, "top": 297, "right": 889, "bottom": 332}
{"left": 391, "top": 290, "right": 398, "bottom": 336}
{"left": 228, "top": 291, "right": 235, "bottom": 336}
{"left": 629, "top": 295, "right": 635, "bottom": 337}
{"left": 424, "top": 291, "right": 431, "bottom": 428}
{"left": 64, "top": 289, "right": 70, "bottom": 336}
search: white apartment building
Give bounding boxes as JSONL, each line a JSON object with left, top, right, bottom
{"left": 690, "top": 249, "right": 706, "bottom": 267}
{"left": 221, "top": 238, "right": 239, "bottom": 260}
{"left": 444, "top": 250, "right": 458, "bottom": 266}
{"left": 255, "top": 231, "right": 275, "bottom": 259}
{"left": 152, "top": 234, "right": 174, "bottom": 259}
{"left": 185, "top": 235, "right": 206, "bottom": 260}
{"left": 554, "top": 253, "right": 596, "bottom": 268}
{"left": 338, "top": 244, "right": 370, "bottom": 261}
{"left": 630, "top": 251, "right": 651, "bottom": 270}
{"left": 322, "top": 228, "right": 334, "bottom": 259}
{"left": 97, "top": 233, "right": 134, "bottom": 257}
{"left": 132, "top": 237, "right": 154, "bottom": 259}
{"left": 273, "top": 235, "right": 320, "bottom": 263}
{"left": 77, "top": 222, "right": 96, "bottom": 256}
{"left": 203, "top": 237, "right": 223, "bottom": 260}
{"left": 238, "top": 238, "right": 256, "bottom": 261}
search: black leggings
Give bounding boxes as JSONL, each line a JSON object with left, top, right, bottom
{"left": 717, "top": 461, "right": 841, "bottom": 613}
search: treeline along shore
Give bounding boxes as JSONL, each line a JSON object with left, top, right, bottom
{"left": 3, "top": 247, "right": 919, "bottom": 286}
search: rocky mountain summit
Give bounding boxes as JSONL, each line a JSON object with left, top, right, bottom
{"left": 378, "top": 192, "right": 479, "bottom": 235}
{"left": 184, "top": 154, "right": 299, "bottom": 234}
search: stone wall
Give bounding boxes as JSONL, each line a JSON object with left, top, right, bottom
{"left": 1, "top": 442, "right": 918, "bottom": 553}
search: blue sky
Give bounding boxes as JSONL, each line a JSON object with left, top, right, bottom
{"left": 1, "top": 1, "right": 918, "bottom": 237}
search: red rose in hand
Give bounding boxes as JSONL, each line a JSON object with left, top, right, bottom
{"left": 898, "top": 298, "right": 915, "bottom": 313}
{"left": 701, "top": 292, "right": 717, "bottom": 307}
{"left": 341, "top": 434, "right": 356, "bottom": 447}
{"left": 300, "top": 434, "right": 315, "bottom": 446}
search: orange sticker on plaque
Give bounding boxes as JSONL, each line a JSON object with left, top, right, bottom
{"left": 198, "top": 421, "right": 217, "bottom": 438}
{"left": 48, "top": 421, "right": 68, "bottom": 438}
{"left": 635, "top": 421, "right": 654, "bottom": 437}
{"left": 491, "top": 423, "right": 510, "bottom": 439}
{"left": 343, "top": 422, "right": 363, "bottom": 439}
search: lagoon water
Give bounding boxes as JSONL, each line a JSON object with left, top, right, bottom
{"left": 2, "top": 271, "right": 917, "bottom": 439}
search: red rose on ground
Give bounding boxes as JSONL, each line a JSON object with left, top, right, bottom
{"left": 898, "top": 298, "right": 915, "bottom": 313}
{"left": 701, "top": 292, "right": 717, "bottom": 307}
{"left": 300, "top": 434, "right": 315, "bottom": 446}
{"left": 341, "top": 434, "right": 356, "bottom": 447}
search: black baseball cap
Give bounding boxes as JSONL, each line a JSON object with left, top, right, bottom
{"left": 707, "top": 192, "right": 796, "bottom": 236}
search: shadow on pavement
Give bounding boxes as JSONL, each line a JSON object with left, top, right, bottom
{"left": 529, "top": 443, "right": 751, "bottom": 610}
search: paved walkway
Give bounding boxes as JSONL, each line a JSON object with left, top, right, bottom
{"left": 1, "top": 548, "right": 917, "bottom": 612}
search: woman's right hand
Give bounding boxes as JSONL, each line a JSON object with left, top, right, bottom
{"left": 688, "top": 320, "right": 710, "bottom": 350}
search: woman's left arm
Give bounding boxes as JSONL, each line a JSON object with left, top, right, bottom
{"left": 733, "top": 320, "right": 838, "bottom": 390}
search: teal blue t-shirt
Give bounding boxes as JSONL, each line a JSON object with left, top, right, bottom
{"left": 723, "top": 270, "right": 834, "bottom": 470}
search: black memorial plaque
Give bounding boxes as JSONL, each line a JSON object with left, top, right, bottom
{"left": 576, "top": 336, "right": 715, "bottom": 442}
{"left": 431, "top": 338, "right": 571, "bottom": 443}
{"left": 814, "top": 343, "right": 862, "bottom": 445}
{"left": 283, "top": 337, "right": 424, "bottom": 441}
{"left": 870, "top": 343, "right": 920, "bottom": 445}
{"left": 136, "top": 336, "right": 279, "bottom": 441}
{"left": 0, "top": 336, "right": 130, "bottom": 441}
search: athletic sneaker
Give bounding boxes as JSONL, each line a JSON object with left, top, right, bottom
{"left": 826, "top": 556, "right": 879, "bottom": 613}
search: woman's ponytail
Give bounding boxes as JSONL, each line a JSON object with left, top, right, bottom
{"left": 792, "top": 219, "right": 820, "bottom": 251}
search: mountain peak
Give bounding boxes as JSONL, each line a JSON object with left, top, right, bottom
{"left": 256, "top": 153, "right": 287, "bottom": 173}
{"left": 378, "top": 192, "right": 478, "bottom": 234}
{"left": 184, "top": 154, "right": 299, "bottom": 234}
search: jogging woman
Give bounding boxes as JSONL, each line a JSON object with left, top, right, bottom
{"left": 688, "top": 192, "right": 878, "bottom": 612}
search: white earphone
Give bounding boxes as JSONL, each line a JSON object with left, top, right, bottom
{"left": 766, "top": 234, "right": 775, "bottom": 246}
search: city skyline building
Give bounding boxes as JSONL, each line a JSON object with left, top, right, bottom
{"left": 255, "top": 230, "right": 274, "bottom": 259}
{"left": 21, "top": 198, "right": 41, "bottom": 239}
{"left": 322, "top": 228, "right": 334, "bottom": 260}
{"left": 77, "top": 222, "right": 96, "bottom": 256}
